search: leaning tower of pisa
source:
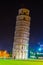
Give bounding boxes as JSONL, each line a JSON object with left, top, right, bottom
{"left": 12, "top": 8, "right": 31, "bottom": 59}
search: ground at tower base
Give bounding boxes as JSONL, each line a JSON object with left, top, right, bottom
{"left": 0, "top": 59, "right": 43, "bottom": 65}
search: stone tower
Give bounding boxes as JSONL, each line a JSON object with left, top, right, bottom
{"left": 12, "top": 8, "right": 31, "bottom": 59}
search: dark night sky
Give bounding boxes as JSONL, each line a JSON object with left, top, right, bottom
{"left": 0, "top": 0, "right": 43, "bottom": 52}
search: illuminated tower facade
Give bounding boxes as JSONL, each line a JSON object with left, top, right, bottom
{"left": 12, "top": 8, "right": 31, "bottom": 59}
